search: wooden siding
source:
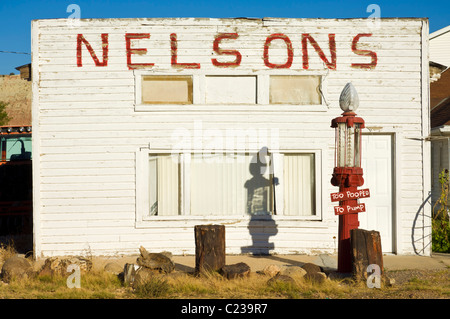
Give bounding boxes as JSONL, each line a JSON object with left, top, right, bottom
{"left": 33, "top": 18, "right": 430, "bottom": 257}
{"left": 430, "top": 27, "right": 450, "bottom": 67}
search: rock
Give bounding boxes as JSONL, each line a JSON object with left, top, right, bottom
{"left": 261, "top": 264, "right": 281, "bottom": 277}
{"left": 136, "top": 246, "right": 175, "bottom": 273}
{"left": 133, "top": 267, "right": 159, "bottom": 287}
{"left": 267, "top": 274, "right": 296, "bottom": 285}
{"left": 1, "top": 256, "right": 33, "bottom": 283}
{"left": 301, "top": 262, "right": 323, "bottom": 274}
{"left": 280, "top": 266, "right": 307, "bottom": 279}
{"left": 220, "top": 262, "right": 251, "bottom": 279}
{"left": 304, "top": 272, "right": 327, "bottom": 284}
{"left": 104, "top": 262, "right": 123, "bottom": 275}
{"left": 38, "top": 256, "right": 92, "bottom": 277}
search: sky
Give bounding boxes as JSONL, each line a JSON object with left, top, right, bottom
{"left": 0, "top": 0, "right": 449, "bottom": 75}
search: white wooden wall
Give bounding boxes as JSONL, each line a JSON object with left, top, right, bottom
{"left": 430, "top": 26, "right": 450, "bottom": 67}
{"left": 32, "top": 18, "right": 430, "bottom": 257}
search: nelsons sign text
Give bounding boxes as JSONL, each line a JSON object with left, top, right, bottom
{"left": 76, "top": 32, "right": 378, "bottom": 70}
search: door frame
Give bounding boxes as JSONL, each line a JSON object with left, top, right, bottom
{"left": 362, "top": 129, "right": 401, "bottom": 254}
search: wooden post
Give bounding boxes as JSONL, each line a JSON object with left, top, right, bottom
{"left": 350, "top": 228, "right": 383, "bottom": 281}
{"left": 194, "top": 224, "right": 225, "bottom": 273}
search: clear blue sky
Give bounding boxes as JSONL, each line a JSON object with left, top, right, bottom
{"left": 0, "top": 0, "right": 449, "bottom": 75}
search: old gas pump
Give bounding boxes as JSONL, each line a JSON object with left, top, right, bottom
{"left": 330, "top": 83, "right": 370, "bottom": 273}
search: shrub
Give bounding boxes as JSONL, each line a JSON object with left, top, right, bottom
{"left": 432, "top": 169, "right": 450, "bottom": 253}
{"left": 0, "top": 101, "right": 10, "bottom": 125}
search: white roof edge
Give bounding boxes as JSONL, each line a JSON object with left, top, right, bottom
{"left": 430, "top": 25, "right": 450, "bottom": 39}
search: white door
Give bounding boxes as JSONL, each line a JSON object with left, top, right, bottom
{"left": 360, "top": 134, "right": 394, "bottom": 253}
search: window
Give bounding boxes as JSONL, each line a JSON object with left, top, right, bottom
{"left": 283, "top": 153, "right": 315, "bottom": 216}
{"left": 141, "top": 76, "right": 192, "bottom": 104}
{"left": 148, "top": 154, "right": 180, "bottom": 216}
{"left": 136, "top": 149, "right": 319, "bottom": 221}
{"left": 205, "top": 76, "right": 257, "bottom": 104}
{"left": 0, "top": 135, "right": 32, "bottom": 162}
{"left": 134, "top": 72, "right": 327, "bottom": 111}
{"left": 270, "top": 75, "right": 322, "bottom": 105}
{"left": 190, "top": 153, "right": 272, "bottom": 215}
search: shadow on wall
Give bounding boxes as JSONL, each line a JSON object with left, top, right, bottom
{"left": 241, "top": 147, "right": 278, "bottom": 255}
{"left": 412, "top": 192, "right": 432, "bottom": 255}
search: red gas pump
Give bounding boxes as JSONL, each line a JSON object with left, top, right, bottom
{"left": 330, "top": 83, "right": 369, "bottom": 273}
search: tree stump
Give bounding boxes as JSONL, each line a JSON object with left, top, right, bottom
{"left": 350, "top": 228, "right": 384, "bottom": 282}
{"left": 195, "top": 224, "right": 225, "bottom": 274}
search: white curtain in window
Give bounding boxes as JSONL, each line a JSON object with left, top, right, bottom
{"left": 149, "top": 155, "right": 179, "bottom": 216}
{"left": 190, "top": 153, "right": 272, "bottom": 216}
{"left": 283, "top": 154, "right": 315, "bottom": 216}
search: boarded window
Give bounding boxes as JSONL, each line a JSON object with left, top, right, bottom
{"left": 142, "top": 76, "right": 192, "bottom": 104}
{"left": 270, "top": 75, "right": 321, "bottom": 105}
{"left": 205, "top": 76, "right": 257, "bottom": 104}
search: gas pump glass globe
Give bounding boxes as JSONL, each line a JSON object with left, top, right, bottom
{"left": 339, "top": 83, "right": 359, "bottom": 113}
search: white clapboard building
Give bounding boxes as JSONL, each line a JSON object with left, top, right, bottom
{"left": 31, "top": 18, "right": 431, "bottom": 258}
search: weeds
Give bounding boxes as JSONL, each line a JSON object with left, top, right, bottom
{"left": 0, "top": 242, "right": 448, "bottom": 299}
{"left": 133, "top": 275, "right": 170, "bottom": 298}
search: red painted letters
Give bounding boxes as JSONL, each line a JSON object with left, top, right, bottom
{"left": 351, "top": 33, "right": 377, "bottom": 69}
{"left": 301, "top": 33, "right": 336, "bottom": 70}
{"left": 263, "top": 34, "right": 293, "bottom": 69}
{"left": 77, "top": 33, "right": 108, "bottom": 67}
{"left": 211, "top": 33, "right": 242, "bottom": 67}
{"left": 75, "top": 32, "right": 379, "bottom": 70}
{"left": 125, "top": 33, "right": 155, "bottom": 70}
{"left": 170, "top": 33, "right": 201, "bottom": 69}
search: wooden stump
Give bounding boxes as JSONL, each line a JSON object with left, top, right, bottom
{"left": 350, "top": 229, "right": 383, "bottom": 282}
{"left": 195, "top": 224, "right": 225, "bottom": 274}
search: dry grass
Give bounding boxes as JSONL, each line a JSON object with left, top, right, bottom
{"left": 0, "top": 243, "right": 448, "bottom": 299}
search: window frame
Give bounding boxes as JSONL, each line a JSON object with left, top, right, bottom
{"left": 133, "top": 70, "right": 329, "bottom": 112}
{"left": 135, "top": 147, "right": 323, "bottom": 227}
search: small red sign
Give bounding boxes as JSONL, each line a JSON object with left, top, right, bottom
{"left": 334, "top": 203, "right": 366, "bottom": 215}
{"left": 330, "top": 188, "right": 370, "bottom": 202}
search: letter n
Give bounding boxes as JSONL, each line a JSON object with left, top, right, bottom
{"left": 302, "top": 34, "right": 336, "bottom": 70}
{"left": 77, "top": 33, "right": 109, "bottom": 67}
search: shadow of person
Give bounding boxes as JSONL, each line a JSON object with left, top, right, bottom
{"left": 241, "top": 148, "right": 278, "bottom": 255}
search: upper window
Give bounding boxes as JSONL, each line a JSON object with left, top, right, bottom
{"left": 135, "top": 72, "right": 326, "bottom": 111}
{"left": 205, "top": 76, "right": 257, "bottom": 104}
{"left": 270, "top": 75, "right": 321, "bottom": 105}
{"left": 142, "top": 76, "right": 192, "bottom": 104}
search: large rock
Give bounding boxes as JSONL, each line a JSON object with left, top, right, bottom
{"left": 136, "top": 246, "right": 175, "bottom": 273}
{"left": 104, "top": 262, "right": 124, "bottom": 275}
{"left": 304, "top": 272, "right": 328, "bottom": 284}
{"left": 261, "top": 264, "right": 281, "bottom": 277}
{"left": 267, "top": 274, "right": 296, "bottom": 285}
{"left": 1, "top": 256, "right": 33, "bottom": 283}
{"left": 220, "top": 262, "right": 251, "bottom": 279}
{"left": 38, "top": 256, "right": 92, "bottom": 277}
{"left": 301, "top": 263, "right": 323, "bottom": 274}
{"left": 280, "top": 266, "right": 307, "bottom": 279}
